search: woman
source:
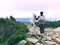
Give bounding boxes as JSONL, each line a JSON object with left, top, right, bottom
{"left": 33, "top": 11, "right": 45, "bottom": 38}
{"left": 38, "top": 11, "right": 45, "bottom": 34}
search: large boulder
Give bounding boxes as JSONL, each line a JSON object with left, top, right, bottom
{"left": 17, "top": 40, "right": 27, "bottom": 45}
{"left": 26, "top": 38, "right": 38, "bottom": 44}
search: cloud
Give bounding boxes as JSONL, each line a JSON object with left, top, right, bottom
{"left": 9, "top": 0, "right": 60, "bottom": 11}
{"left": 0, "top": 0, "right": 60, "bottom": 11}
{"left": 0, "top": 0, "right": 60, "bottom": 19}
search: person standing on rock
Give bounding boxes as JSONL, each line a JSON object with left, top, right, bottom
{"left": 38, "top": 11, "right": 45, "bottom": 34}
{"left": 35, "top": 11, "right": 45, "bottom": 38}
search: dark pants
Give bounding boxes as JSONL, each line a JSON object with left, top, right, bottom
{"left": 39, "top": 24, "right": 44, "bottom": 34}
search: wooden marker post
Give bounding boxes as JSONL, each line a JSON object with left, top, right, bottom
{"left": 32, "top": 14, "right": 36, "bottom": 35}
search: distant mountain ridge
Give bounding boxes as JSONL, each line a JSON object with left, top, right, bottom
{"left": 16, "top": 18, "right": 31, "bottom": 22}
{"left": 15, "top": 18, "right": 60, "bottom": 22}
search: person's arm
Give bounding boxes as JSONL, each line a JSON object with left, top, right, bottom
{"left": 36, "top": 16, "right": 40, "bottom": 20}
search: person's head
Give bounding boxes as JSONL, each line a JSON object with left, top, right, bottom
{"left": 40, "top": 11, "right": 43, "bottom": 16}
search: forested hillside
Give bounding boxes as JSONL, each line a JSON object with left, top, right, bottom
{"left": 36, "top": 20, "right": 60, "bottom": 28}
{"left": 0, "top": 16, "right": 29, "bottom": 45}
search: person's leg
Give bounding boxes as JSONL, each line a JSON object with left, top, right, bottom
{"left": 42, "top": 24, "right": 44, "bottom": 33}
{"left": 39, "top": 24, "right": 44, "bottom": 34}
{"left": 39, "top": 24, "right": 43, "bottom": 38}
{"left": 39, "top": 24, "right": 45, "bottom": 38}
{"left": 39, "top": 24, "right": 42, "bottom": 34}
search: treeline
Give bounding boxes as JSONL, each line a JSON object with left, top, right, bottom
{"left": 35, "top": 20, "right": 60, "bottom": 28}
{"left": 0, "top": 16, "right": 29, "bottom": 45}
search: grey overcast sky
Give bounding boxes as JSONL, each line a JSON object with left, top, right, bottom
{"left": 0, "top": 0, "right": 60, "bottom": 19}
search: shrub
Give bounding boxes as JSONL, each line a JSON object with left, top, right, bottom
{"left": 0, "top": 17, "right": 29, "bottom": 45}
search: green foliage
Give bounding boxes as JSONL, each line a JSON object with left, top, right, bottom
{"left": 36, "top": 21, "right": 60, "bottom": 28}
{"left": 7, "top": 33, "right": 26, "bottom": 45}
{"left": 0, "top": 35, "right": 4, "bottom": 43}
{"left": 0, "top": 17, "right": 29, "bottom": 45}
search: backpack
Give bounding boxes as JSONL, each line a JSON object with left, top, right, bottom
{"left": 38, "top": 15, "right": 45, "bottom": 24}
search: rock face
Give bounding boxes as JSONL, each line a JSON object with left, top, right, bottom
{"left": 26, "top": 38, "right": 38, "bottom": 43}
{"left": 55, "top": 38, "right": 60, "bottom": 43}
{"left": 16, "top": 40, "right": 27, "bottom": 45}
{"left": 44, "top": 41, "right": 56, "bottom": 45}
{"left": 36, "top": 43, "right": 43, "bottom": 45}
{"left": 26, "top": 27, "right": 60, "bottom": 45}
